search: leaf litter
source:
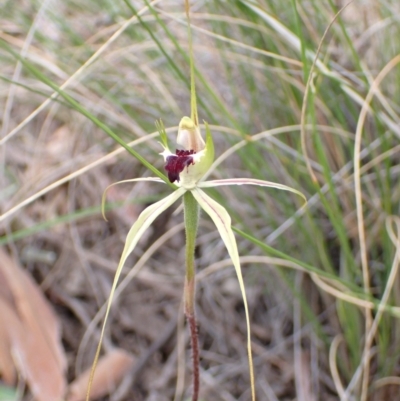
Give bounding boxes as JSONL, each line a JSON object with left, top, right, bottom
{"left": 0, "top": 248, "right": 66, "bottom": 401}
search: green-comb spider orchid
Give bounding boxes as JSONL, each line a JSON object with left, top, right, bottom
{"left": 87, "top": 2, "right": 305, "bottom": 400}
{"left": 94, "top": 117, "right": 305, "bottom": 401}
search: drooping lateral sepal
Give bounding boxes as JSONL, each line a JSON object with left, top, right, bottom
{"left": 191, "top": 187, "right": 256, "bottom": 400}
{"left": 89, "top": 186, "right": 186, "bottom": 401}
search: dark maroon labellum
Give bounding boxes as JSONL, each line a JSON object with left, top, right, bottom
{"left": 164, "top": 149, "right": 195, "bottom": 183}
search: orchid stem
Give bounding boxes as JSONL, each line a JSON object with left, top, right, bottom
{"left": 183, "top": 191, "right": 200, "bottom": 401}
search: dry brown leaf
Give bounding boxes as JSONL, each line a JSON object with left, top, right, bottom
{"left": 67, "top": 349, "right": 135, "bottom": 401}
{"left": 0, "top": 248, "right": 66, "bottom": 401}
{"left": 0, "top": 299, "right": 17, "bottom": 384}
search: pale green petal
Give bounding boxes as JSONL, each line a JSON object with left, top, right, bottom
{"left": 191, "top": 187, "right": 256, "bottom": 401}
{"left": 88, "top": 187, "right": 186, "bottom": 398}
{"left": 101, "top": 177, "right": 165, "bottom": 221}
{"left": 198, "top": 178, "right": 306, "bottom": 204}
{"left": 203, "top": 121, "right": 215, "bottom": 172}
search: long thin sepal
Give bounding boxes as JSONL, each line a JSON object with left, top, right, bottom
{"left": 86, "top": 187, "right": 186, "bottom": 401}
{"left": 198, "top": 178, "right": 306, "bottom": 205}
{"left": 191, "top": 188, "right": 256, "bottom": 401}
{"left": 101, "top": 177, "right": 165, "bottom": 221}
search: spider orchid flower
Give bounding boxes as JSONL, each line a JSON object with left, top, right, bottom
{"left": 161, "top": 116, "right": 213, "bottom": 188}
{"left": 96, "top": 116, "right": 305, "bottom": 401}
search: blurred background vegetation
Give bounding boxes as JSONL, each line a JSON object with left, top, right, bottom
{"left": 1, "top": 0, "right": 400, "bottom": 400}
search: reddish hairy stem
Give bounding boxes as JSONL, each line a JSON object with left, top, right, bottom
{"left": 186, "top": 310, "right": 200, "bottom": 401}
{"left": 185, "top": 275, "right": 200, "bottom": 401}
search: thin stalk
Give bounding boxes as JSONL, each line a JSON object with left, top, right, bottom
{"left": 183, "top": 191, "right": 200, "bottom": 401}
{"left": 184, "top": 0, "right": 198, "bottom": 126}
